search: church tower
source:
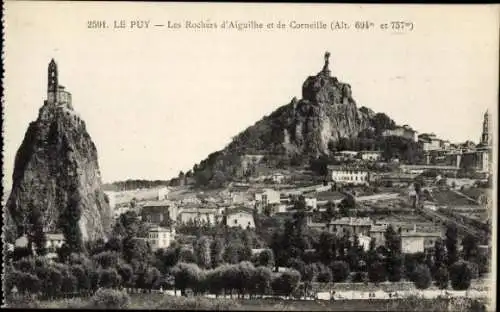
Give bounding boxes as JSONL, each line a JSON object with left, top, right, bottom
{"left": 47, "top": 59, "right": 58, "bottom": 104}
{"left": 480, "top": 110, "right": 492, "bottom": 146}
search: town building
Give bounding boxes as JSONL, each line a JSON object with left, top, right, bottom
{"left": 327, "top": 217, "right": 373, "bottom": 236}
{"left": 46, "top": 233, "right": 65, "bottom": 252}
{"left": 104, "top": 191, "right": 117, "bottom": 210}
{"left": 305, "top": 196, "right": 317, "bottom": 210}
{"left": 147, "top": 226, "right": 175, "bottom": 251}
{"left": 401, "top": 231, "right": 441, "bottom": 253}
{"left": 369, "top": 225, "right": 387, "bottom": 247}
{"left": 178, "top": 208, "right": 218, "bottom": 225}
{"left": 332, "top": 151, "right": 359, "bottom": 162}
{"left": 382, "top": 125, "right": 418, "bottom": 142}
{"left": 271, "top": 172, "right": 286, "bottom": 184}
{"left": 255, "top": 188, "right": 280, "bottom": 213}
{"left": 141, "top": 200, "right": 178, "bottom": 225}
{"left": 328, "top": 165, "right": 370, "bottom": 186}
{"left": 418, "top": 133, "right": 443, "bottom": 151}
{"left": 157, "top": 187, "right": 169, "bottom": 200}
{"left": 358, "top": 150, "right": 382, "bottom": 161}
{"left": 226, "top": 208, "right": 255, "bottom": 229}
{"left": 358, "top": 234, "right": 372, "bottom": 251}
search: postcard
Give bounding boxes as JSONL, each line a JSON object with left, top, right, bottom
{"left": 2, "top": 2, "right": 498, "bottom": 311}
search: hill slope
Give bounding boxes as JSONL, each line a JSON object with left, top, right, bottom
{"left": 186, "top": 53, "right": 422, "bottom": 187}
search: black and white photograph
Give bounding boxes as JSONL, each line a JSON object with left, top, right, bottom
{"left": 2, "top": 2, "right": 498, "bottom": 310}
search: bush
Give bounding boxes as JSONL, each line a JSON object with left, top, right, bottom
{"left": 330, "top": 261, "right": 350, "bottom": 282}
{"left": 413, "top": 264, "right": 432, "bottom": 289}
{"left": 434, "top": 266, "right": 449, "bottom": 289}
{"left": 449, "top": 260, "right": 473, "bottom": 290}
{"left": 271, "top": 269, "right": 301, "bottom": 297}
{"left": 91, "top": 288, "right": 130, "bottom": 309}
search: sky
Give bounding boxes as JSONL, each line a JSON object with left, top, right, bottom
{"left": 3, "top": 2, "right": 499, "bottom": 188}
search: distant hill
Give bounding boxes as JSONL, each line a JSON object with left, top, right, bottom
{"left": 187, "top": 52, "right": 423, "bottom": 188}
{"left": 103, "top": 179, "right": 171, "bottom": 192}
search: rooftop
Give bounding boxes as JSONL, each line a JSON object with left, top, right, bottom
{"left": 226, "top": 207, "right": 254, "bottom": 215}
{"left": 401, "top": 231, "right": 442, "bottom": 238}
{"left": 142, "top": 200, "right": 174, "bottom": 207}
{"left": 46, "top": 233, "right": 65, "bottom": 240}
{"left": 329, "top": 217, "right": 373, "bottom": 226}
{"left": 327, "top": 165, "right": 369, "bottom": 171}
{"left": 180, "top": 208, "right": 218, "bottom": 214}
{"left": 148, "top": 226, "right": 173, "bottom": 233}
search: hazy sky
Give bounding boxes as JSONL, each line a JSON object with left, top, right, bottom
{"left": 3, "top": 2, "right": 499, "bottom": 187}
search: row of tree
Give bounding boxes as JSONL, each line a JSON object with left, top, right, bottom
{"left": 171, "top": 261, "right": 301, "bottom": 298}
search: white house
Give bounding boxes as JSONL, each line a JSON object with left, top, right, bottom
{"left": 178, "top": 208, "right": 218, "bottom": 225}
{"left": 255, "top": 189, "right": 280, "bottom": 205}
{"left": 104, "top": 191, "right": 117, "bottom": 209}
{"left": 305, "top": 197, "right": 317, "bottom": 210}
{"left": 271, "top": 172, "right": 286, "bottom": 184}
{"left": 401, "top": 231, "right": 441, "bottom": 253}
{"left": 358, "top": 234, "right": 372, "bottom": 251}
{"left": 328, "top": 165, "right": 370, "bottom": 186}
{"left": 46, "top": 233, "right": 65, "bottom": 251}
{"left": 359, "top": 151, "right": 382, "bottom": 161}
{"left": 157, "top": 187, "right": 169, "bottom": 200}
{"left": 147, "top": 226, "right": 175, "bottom": 251}
{"left": 226, "top": 208, "right": 255, "bottom": 229}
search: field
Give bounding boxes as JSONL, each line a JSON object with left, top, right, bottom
{"left": 10, "top": 293, "right": 489, "bottom": 311}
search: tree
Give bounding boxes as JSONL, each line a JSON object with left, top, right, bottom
{"left": 71, "top": 264, "right": 91, "bottom": 292}
{"left": 413, "top": 264, "right": 432, "bottom": 289}
{"left": 315, "top": 262, "right": 333, "bottom": 283}
{"left": 368, "top": 260, "right": 386, "bottom": 284}
{"left": 122, "top": 238, "right": 151, "bottom": 264}
{"left": 324, "top": 201, "right": 336, "bottom": 222}
{"left": 99, "top": 268, "right": 122, "bottom": 289}
{"left": 252, "top": 266, "right": 272, "bottom": 297}
{"left": 339, "top": 196, "right": 355, "bottom": 217}
{"left": 434, "top": 265, "right": 449, "bottom": 289}
{"left": 113, "top": 211, "right": 140, "bottom": 239}
{"left": 224, "top": 241, "right": 243, "bottom": 264}
{"left": 171, "top": 262, "right": 202, "bottom": 296}
{"left": 117, "top": 263, "right": 134, "bottom": 288}
{"left": 403, "top": 252, "right": 425, "bottom": 281}
{"left": 253, "top": 249, "right": 275, "bottom": 268}
{"left": 449, "top": 260, "right": 473, "bottom": 290}
{"left": 317, "top": 231, "right": 336, "bottom": 265}
{"left": 330, "top": 260, "right": 350, "bottom": 282}
{"left": 210, "top": 238, "right": 225, "bottom": 269}
{"left": 445, "top": 223, "right": 459, "bottom": 266}
{"left": 61, "top": 273, "right": 78, "bottom": 294}
{"left": 384, "top": 225, "right": 403, "bottom": 282}
{"left": 371, "top": 113, "right": 396, "bottom": 134}
{"left": 92, "top": 251, "right": 120, "bottom": 269}
{"left": 46, "top": 267, "right": 63, "bottom": 298}
{"left": 461, "top": 234, "right": 478, "bottom": 261}
{"left": 194, "top": 236, "right": 212, "bottom": 269}
{"left": 59, "top": 189, "right": 84, "bottom": 253}
{"left": 271, "top": 269, "right": 301, "bottom": 298}
{"left": 433, "top": 238, "right": 446, "bottom": 276}
{"left": 27, "top": 204, "right": 47, "bottom": 256}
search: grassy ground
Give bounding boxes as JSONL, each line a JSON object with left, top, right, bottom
{"left": 9, "top": 293, "right": 488, "bottom": 311}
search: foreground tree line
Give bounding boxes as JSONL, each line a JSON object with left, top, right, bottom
{"left": 4, "top": 206, "right": 490, "bottom": 301}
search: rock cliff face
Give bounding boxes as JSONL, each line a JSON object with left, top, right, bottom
{"left": 5, "top": 61, "right": 111, "bottom": 242}
{"left": 227, "top": 53, "right": 372, "bottom": 157}
{"left": 191, "top": 53, "right": 379, "bottom": 185}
